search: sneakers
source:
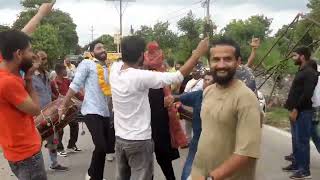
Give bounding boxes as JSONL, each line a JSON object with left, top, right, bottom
{"left": 85, "top": 173, "right": 106, "bottom": 180}
{"left": 57, "top": 150, "right": 68, "bottom": 157}
{"left": 67, "top": 146, "right": 82, "bottom": 153}
{"left": 85, "top": 174, "right": 90, "bottom": 180}
{"left": 285, "top": 154, "right": 295, "bottom": 162}
{"left": 50, "top": 164, "right": 69, "bottom": 172}
{"left": 290, "top": 171, "right": 312, "bottom": 179}
{"left": 282, "top": 164, "right": 299, "bottom": 172}
{"left": 106, "top": 154, "right": 114, "bottom": 162}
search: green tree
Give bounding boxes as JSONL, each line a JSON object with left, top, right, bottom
{"left": 134, "top": 22, "right": 178, "bottom": 61}
{"left": 307, "top": 0, "right": 320, "bottom": 19}
{"left": 14, "top": 0, "right": 79, "bottom": 56}
{"left": 32, "top": 24, "right": 61, "bottom": 67}
{"left": 0, "top": 25, "right": 10, "bottom": 32}
{"left": 222, "top": 15, "right": 272, "bottom": 61}
{"left": 135, "top": 25, "right": 154, "bottom": 42}
{"left": 98, "top": 34, "right": 117, "bottom": 52}
{"left": 275, "top": 19, "right": 314, "bottom": 57}
{"left": 21, "top": 0, "right": 53, "bottom": 8}
{"left": 176, "top": 11, "right": 203, "bottom": 62}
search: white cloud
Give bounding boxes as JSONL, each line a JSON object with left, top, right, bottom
{"left": 0, "top": 8, "right": 20, "bottom": 26}
{"left": 0, "top": 0, "right": 310, "bottom": 46}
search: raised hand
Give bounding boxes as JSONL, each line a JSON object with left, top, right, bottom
{"left": 24, "top": 62, "right": 40, "bottom": 81}
{"left": 250, "top": 37, "right": 260, "bottom": 49}
{"left": 37, "top": 2, "right": 55, "bottom": 17}
{"left": 194, "top": 37, "right": 210, "bottom": 57}
{"left": 21, "top": 1, "right": 55, "bottom": 35}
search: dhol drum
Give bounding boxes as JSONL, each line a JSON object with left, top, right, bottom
{"left": 34, "top": 96, "right": 82, "bottom": 139}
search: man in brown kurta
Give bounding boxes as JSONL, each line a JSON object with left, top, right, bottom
{"left": 192, "top": 38, "right": 262, "bottom": 180}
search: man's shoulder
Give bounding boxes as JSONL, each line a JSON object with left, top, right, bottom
{"left": 235, "top": 66, "right": 255, "bottom": 79}
{"left": 79, "top": 59, "right": 95, "bottom": 67}
{"left": 234, "top": 81, "right": 258, "bottom": 103}
{"left": 0, "top": 74, "right": 22, "bottom": 87}
{"left": 110, "top": 61, "right": 123, "bottom": 72}
{"left": 305, "top": 66, "right": 319, "bottom": 76}
{"left": 203, "top": 84, "right": 215, "bottom": 98}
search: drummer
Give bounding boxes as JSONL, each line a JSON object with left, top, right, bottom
{"left": 32, "top": 51, "right": 69, "bottom": 171}
{"left": 51, "top": 63, "right": 84, "bottom": 155}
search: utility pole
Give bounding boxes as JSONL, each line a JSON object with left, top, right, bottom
{"left": 120, "top": 0, "right": 123, "bottom": 37}
{"left": 90, "top": 25, "right": 94, "bottom": 42}
{"left": 105, "top": 0, "right": 135, "bottom": 52}
{"left": 130, "top": 25, "right": 134, "bottom": 35}
{"left": 206, "top": 0, "right": 210, "bottom": 23}
{"left": 202, "top": 0, "right": 213, "bottom": 37}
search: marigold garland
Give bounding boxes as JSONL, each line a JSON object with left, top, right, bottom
{"left": 96, "top": 64, "right": 111, "bottom": 96}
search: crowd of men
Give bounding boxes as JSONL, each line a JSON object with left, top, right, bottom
{"left": 1, "top": 2, "right": 320, "bottom": 180}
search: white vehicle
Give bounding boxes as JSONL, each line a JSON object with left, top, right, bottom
{"left": 257, "top": 90, "right": 266, "bottom": 113}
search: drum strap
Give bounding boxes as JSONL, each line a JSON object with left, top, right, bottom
{"left": 53, "top": 79, "right": 61, "bottom": 96}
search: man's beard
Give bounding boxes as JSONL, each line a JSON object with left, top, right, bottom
{"left": 39, "top": 63, "right": 48, "bottom": 71}
{"left": 212, "top": 68, "right": 236, "bottom": 86}
{"left": 19, "top": 58, "right": 33, "bottom": 73}
{"left": 94, "top": 52, "right": 107, "bottom": 61}
{"left": 294, "top": 60, "right": 301, "bottom": 66}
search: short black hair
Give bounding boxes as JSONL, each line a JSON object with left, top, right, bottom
{"left": 293, "top": 46, "right": 311, "bottom": 61}
{"left": 55, "top": 63, "right": 66, "bottom": 74}
{"left": 121, "top": 36, "right": 146, "bottom": 65}
{"left": 211, "top": 37, "right": 241, "bottom": 59}
{"left": 0, "top": 30, "right": 31, "bottom": 61}
{"left": 89, "top": 40, "right": 103, "bottom": 52}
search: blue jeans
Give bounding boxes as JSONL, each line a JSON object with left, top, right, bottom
{"left": 291, "top": 120, "right": 297, "bottom": 164}
{"left": 181, "top": 132, "right": 201, "bottom": 180}
{"left": 8, "top": 152, "right": 47, "bottom": 180}
{"left": 311, "top": 121, "right": 320, "bottom": 153}
{"left": 293, "top": 110, "right": 313, "bottom": 173}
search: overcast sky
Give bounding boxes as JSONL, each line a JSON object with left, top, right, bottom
{"left": 0, "top": 0, "right": 309, "bottom": 46}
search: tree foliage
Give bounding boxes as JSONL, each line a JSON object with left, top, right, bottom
{"left": 0, "top": 25, "right": 10, "bottom": 32}
{"left": 134, "top": 21, "right": 179, "bottom": 62}
{"left": 14, "top": 0, "right": 78, "bottom": 62}
{"left": 222, "top": 15, "right": 272, "bottom": 61}
{"left": 21, "top": 0, "right": 53, "bottom": 8}
{"left": 31, "top": 24, "right": 60, "bottom": 67}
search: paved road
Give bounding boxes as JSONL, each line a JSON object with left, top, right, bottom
{"left": 1, "top": 125, "right": 320, "bottom": 180}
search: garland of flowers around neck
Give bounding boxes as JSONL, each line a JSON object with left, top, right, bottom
{"left": 96, "top": 64, "right": 111, "bottom": 96}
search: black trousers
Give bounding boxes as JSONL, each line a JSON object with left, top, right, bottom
{"left": 57, "top": 120, "right": 79, "bottom": 151}
{"left": 155, "top": 151, "right": 176, "bottom": 180}
{"left": 84, "top": 114, "right": 115, "bottom": 180}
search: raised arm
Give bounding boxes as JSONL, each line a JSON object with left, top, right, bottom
{"left": 21, "top": 2, "right": 55, "bottom": 36}
{"left": 138, "top": 38, "right": 209, "bottom": 90}
{"left": 246, "top": 38, "right": 260, "bottom": 68}
{"left": 179, "top": 38, "right": 209, "bottom": 77}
